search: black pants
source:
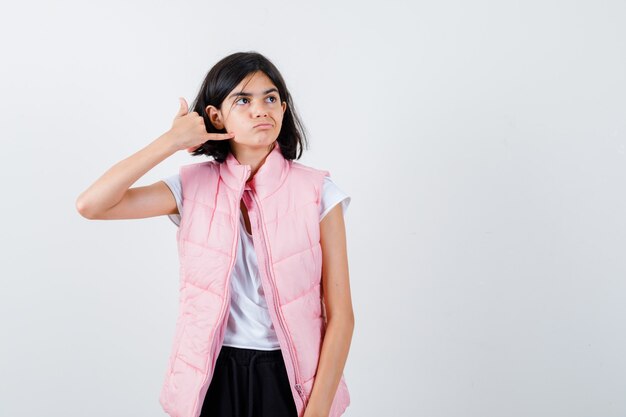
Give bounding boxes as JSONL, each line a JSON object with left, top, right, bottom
{"left": 200, "top": 345, "right": 298, "bottom": 417}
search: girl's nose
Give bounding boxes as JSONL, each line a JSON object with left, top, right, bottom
{"left": 251, "top": 102, "right": 269, "bottom": 117}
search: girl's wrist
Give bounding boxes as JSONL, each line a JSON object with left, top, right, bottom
{"left": 154, "top": 131, "right": 180, "bottom": 155}
{"left": 303, "top": 401, "right": 329, "bottom": 417}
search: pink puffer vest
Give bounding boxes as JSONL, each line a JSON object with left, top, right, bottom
{"left": 158, "top": 142, "right": 351, "bottom": 417}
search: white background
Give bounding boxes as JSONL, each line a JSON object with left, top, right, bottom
{"left": 1, "top": 0, "right": 625, "bottom": 416}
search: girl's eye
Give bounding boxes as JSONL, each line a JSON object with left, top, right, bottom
{"left": 235, "top": 96, "right": 279, "bottom": 105}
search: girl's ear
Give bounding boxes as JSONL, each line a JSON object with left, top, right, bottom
{"left": 205, "top": 105, "right": 225, "bottom": 129}
{"left": 282, "top": 101, "right": 287, "bottom": 114}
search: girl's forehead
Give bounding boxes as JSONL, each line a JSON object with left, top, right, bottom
{"left": 235, "top": 71, "right": 276, "bottom": 90}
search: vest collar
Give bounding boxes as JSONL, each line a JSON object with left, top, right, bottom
{"left": 219, "top": 141, "right": 290, "bottom": 198}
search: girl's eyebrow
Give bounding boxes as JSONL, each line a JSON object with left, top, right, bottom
{"left": 228, "top": 87, "right": 279, "bottom": 99}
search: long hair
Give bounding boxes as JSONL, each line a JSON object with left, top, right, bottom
{"left": 188, "top": 51, "right": 308, "bottom": 162}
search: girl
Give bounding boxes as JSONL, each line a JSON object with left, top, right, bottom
{"left": 76, "top": 51, "right": 354, "bottom": 417}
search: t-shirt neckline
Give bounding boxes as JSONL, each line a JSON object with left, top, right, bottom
{"left": 240, "top": 211, "right": 253, "bottom": 238}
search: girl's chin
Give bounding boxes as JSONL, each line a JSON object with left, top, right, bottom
{"left": 232, "top": 136, "right": 278, "bottom": 147}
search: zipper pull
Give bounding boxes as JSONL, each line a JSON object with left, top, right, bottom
{"left": 295, "top": 383, "right": 308, "bottom": 404}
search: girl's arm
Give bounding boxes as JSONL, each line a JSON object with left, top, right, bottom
{"left": 305, "top": 203, "right": 355, "bottom": 417}
{"left": 75, "top": 131, "right": 179, "bottom": 220}
{"left": 75, "top": 98, "right": 234, "bottom": 220}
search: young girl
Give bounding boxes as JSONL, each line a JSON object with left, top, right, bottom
{"left": 76, "top": 51, "right": 354, "bottom": 417}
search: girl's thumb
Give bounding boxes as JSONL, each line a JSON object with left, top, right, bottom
{"left": 175, "top": 97, "right": 188, "bottom": 118}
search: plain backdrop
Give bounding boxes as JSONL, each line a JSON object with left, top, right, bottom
{"left": 1, "top": 0, "right": 625, "bottom": 416}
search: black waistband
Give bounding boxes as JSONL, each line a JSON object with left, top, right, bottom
{"left": 218, "top": 345, "right": 284, "bottom": 366}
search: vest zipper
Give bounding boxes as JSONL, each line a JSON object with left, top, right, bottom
{"left": 246, "top": 191, "right": 308, "bottom": 408}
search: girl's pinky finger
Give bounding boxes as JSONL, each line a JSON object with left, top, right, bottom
{"left": 219, "top": 132, "right": 236, "bottom": 140}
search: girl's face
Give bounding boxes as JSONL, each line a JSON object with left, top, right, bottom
{"left": 206, "top": 71, "right": 287, "bottom": 151}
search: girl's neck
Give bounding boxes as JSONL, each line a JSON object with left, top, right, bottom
{"left": 230, "top": 141, "right": 276, "bottom": 182}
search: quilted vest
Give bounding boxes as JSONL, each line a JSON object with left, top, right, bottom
{"left": 158, "top": 142, "right": 351, "bottom": 417}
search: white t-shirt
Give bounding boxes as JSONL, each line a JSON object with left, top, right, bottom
{"left": 162, "top": 174, "right": 350, "bottom": 350}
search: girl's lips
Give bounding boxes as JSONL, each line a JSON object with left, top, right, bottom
{"left": 254, "top": 123, "right": 273, "bottom": 129}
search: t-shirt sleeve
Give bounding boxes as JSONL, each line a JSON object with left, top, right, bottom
{"left": 320, "top": 175, "right": 351, "bottom": 222}
{"left": 162, "top": 174, "right": 183, "bottom": 227}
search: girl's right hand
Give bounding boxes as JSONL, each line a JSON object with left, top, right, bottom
{"left": 168, "top": 97, "right": 235, "bottom": 153}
